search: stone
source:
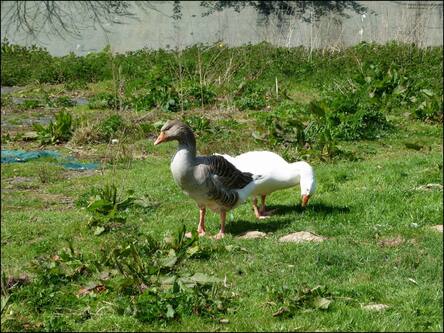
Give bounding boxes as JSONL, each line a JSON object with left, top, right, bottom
{"left": 430, "top": 225, "right": 443, "bottom": 233}
{"left": 279, "top": 231, "right": 326, "bottom": 243}
{"left": 415, "top": 183, "right": 443, "bottom": 191}
{"left": 238, "top": 231, "right": 267, "bottom": 239}
{"left": 362, "top": 303, "right": 389, "bottom": 311}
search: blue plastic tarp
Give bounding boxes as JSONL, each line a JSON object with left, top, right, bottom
{"left": 1, "top": 150, "right": 99, "bottom": 170}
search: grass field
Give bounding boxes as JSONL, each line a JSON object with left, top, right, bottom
{"left": 1, "top": 42, "right": 443, "bottom": 332}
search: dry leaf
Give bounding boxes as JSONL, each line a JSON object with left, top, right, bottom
{"left": 77, "top": 283, "right": 106, "bottom": 297}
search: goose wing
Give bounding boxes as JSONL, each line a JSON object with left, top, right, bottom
{"left": 195, "top": 155, "right": 253, "bottom": 209}
{"left": 200, "top": 155, "right": 253, "bottom": 189}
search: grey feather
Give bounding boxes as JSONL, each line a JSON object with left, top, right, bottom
{"left": 158, "top": 119, "right": 256, "bottom": 212}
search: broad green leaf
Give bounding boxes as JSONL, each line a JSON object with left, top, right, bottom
{"left": 160, "top": 249, "right": 177, "bottom": 268}
{"left": 87, "top": 199, "right": 113, "bottom": 213}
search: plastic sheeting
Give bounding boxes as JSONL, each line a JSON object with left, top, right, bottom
{"left": 1, "top": 150, "right": 99, "bottom": 170}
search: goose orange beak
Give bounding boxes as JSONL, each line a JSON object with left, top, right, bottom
{"left": 154, "top": 131, "right": 167, "bottom": 145}
{"left": 301, "top": 194, "right": 310, "bottom": 207}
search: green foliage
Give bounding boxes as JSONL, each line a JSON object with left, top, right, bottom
{"left": 98, "top": 114, "right": 124, "bottom": 141}
{"left": 350, "top": 62, "right": 442, "bottom": 122}
{"left": 235, "top": 83, "right": 268, "bottom": 110}
{"left": 83, "top": 184, "right": 137, "bottom": 235}
{"left": 125, "top": 67, "right": 181, "bottom": 112}
{"left": 267, "top": 285, "right": 333, "bottom": 318}
{"left": 1, "top": 38, "right": 56, "bottom": 85}
{"left": 11, "top": 224, "right": 230, "bottom": 327}
{"left": 2, "top": 39, "right": 441, "bottom": 123}
{"left": 33, "top": 110, "right": 73, "bottom": 144}
{"left": 19, "top": 99, "right": 43, "bottom": 110}
{"left": 98, "top": 226, "right": 231, "bottom": 324}
{"left": 87, "top": 92, "right": 118, "bottom": 110}
{"left": 181, "top": 81, "right": 217, "bottom": 109}
{"left": 127, "top": 281, "right": 231, "bottom": 324}
{"left": 184, "top": 115, "right": 211, "bottom": 134}
{"left": 253, "top": 101, "right": 306, "bottom": 147}
{"left": 50, "top": 96, "right": 75, "bottom": 108}
{"left": 183, "top": 116, "right": 246, "bottom": 151}
{"left": 253, "top": 101, "right": 342, "bottom": 160}
{"left": 64, "top": 80, "right": 88, "bottom": 91}
{"left": 1, "top": 94, "right": 12, "bottom": 107}
{"left": 30, "top": 242, "right": 91, "bottom": 286}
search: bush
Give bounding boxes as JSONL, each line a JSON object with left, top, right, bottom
{"left": 19, "top": 99, "right": 43, "bottom": 110}
{"left": 234, "top": 83, "right": 268, "bottom": 111}
{"left": 88, "top": 92, "right": 118, "bottom": 110}
{"left": 2, "top": 39, "right": 441, "bottom": 121}
{"left": 181, "top": 81, "right": 217, "bottom": 109}
{"left": 98, "top": 114, "right": 124, "bottom": 141}
{"left": 33, "top": 110, "right": 73, "bottom": 145}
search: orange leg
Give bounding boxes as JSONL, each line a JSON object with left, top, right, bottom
{"left": 197, "top": 207, "right": 206, "bottom": 236}
{"left": 214, "top": 211, "right": 226, "bottom": 239}
{"left": 253, "top": 196, "right": 262, "bottom": 219}
{"left": 253, "top": 194, "right": 275, "bottom": 219}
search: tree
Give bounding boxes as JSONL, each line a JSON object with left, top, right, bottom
{"left": 200, "top": 1, "right": 369, "bottom": 23}
{"left": 1, "top": 1, "right": 368, "bottom": 41}
{"left": 1, "top": 1, "right": 183, "bottom": 40}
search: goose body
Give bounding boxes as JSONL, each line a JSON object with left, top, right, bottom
{"left": 154, "top": 120, "right": 262, "bottom": 238}
{"left": 170, "top": 147, "right": 258, "bottom": 213}
{"left": 218, "top": 151, "right": 316, "bottom": 218}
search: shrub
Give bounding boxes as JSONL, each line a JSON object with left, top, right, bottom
{"left": 125, "top": 68, "right": 181, "bottom": 112}
{"left": 87, "top": 92, "right": 118, "bottom": 110}
{"left": 98, "top": 114, "right": 124, "bottom": 141}
{"left": 234, "top": 82, "right": 268, "bottom": 111}
{"left": 50, "top": 96, "right": 75, "bottom": 108}
{"left": 33, "top": 110, "right": 73, "bottom": 145}
{"left": 19, "top": 99, "right": 42, "bottom": 110}
{"left": 181, "top": 81, "right": 217, "bottom": 108}
{"left": 253, "top": 101, "right": 306, "bottom": 147}
{"left": 83, "top": 184, "right": 136, "bottom": 235}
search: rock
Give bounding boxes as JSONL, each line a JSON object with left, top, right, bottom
{"left": 279, "top": 231, "right": 326, "bottom": 243}
{"left": 362, "top": 303, "right": 389, "bottom": 311}
{"left": 238, "top": 231, "right": 267, "bottom": 239}
{"left": 415, "top": 183, "right": 443, "bottom": 191}
{"left": 430, "top": 225, "right": 443, "bottom": 233}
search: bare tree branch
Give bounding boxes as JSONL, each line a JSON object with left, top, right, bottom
{"left": 1, "top": 1, "right": 180, "bottom": 41}
{"left": 200, "top": 1, "right": 371, "bottom": 23}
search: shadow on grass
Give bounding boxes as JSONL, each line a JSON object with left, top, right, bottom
{"left": 226, "top": 202, "right": 350, "bottom": 236}
{"left": 265, "top": 202, "right": 351, "bottom": 216}
{"left": 226, "top": 217, "right": 293, "bottom": 235}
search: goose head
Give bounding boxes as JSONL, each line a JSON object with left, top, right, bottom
{"left": 154, "top": 120, "right": 196, "bottom": 148}
{"left": 291, "top": 161, "right": 316, "bottom": 207}
{"left": 300, "top": 173, "right": 316, "bottom": 207}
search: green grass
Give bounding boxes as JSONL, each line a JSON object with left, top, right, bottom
{"left": 1, "top": 109, "right": 442, "bottom": 331}
{"left": 1, "top": 41, "right": 442, "bottom": 331}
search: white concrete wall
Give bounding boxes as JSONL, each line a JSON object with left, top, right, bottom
{"left": 1, "top": 1, "right": 442, "bottom": 56}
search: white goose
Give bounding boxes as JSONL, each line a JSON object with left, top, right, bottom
{"left": 217, "top": 151, "right": 316, "bottom": 219}
{"left": 154, "top": 120, "right": 264, "bottom": 239}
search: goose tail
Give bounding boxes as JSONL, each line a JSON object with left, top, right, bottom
{"left": 236, "top": 173, "right": 265, "bottom": 204}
